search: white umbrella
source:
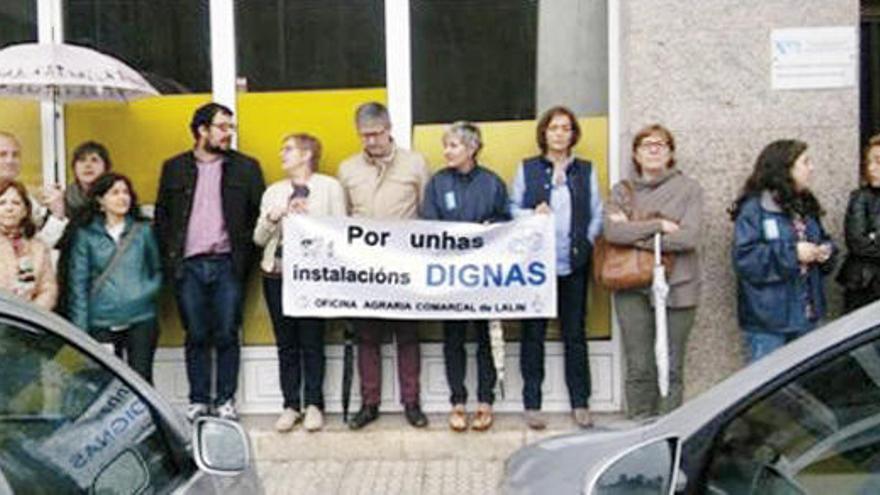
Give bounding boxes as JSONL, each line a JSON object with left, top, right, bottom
{"left": 652, "top": 232, "right": 671, "bottom": 397}
{"left": 0, "top": 42, "right": 159, "bottom": 179}
{"left": 489, "top": 319, "right": 506, "bottom": 398}
{"left": 0, "top": 42, "right": 159, "bottom": 102}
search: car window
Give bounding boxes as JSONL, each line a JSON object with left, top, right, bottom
{"left": 0, "top": 319, "right": 185, "bottom": 494}
{"left": 702, "top": 331, "right": 880, "bottom": 494}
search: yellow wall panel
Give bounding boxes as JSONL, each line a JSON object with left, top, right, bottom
{"left": 65, "top": 94, "right": 212, "bottom": 203}
{"left": 0, "top": 99, "right": 44, "bottom": 188}
{"left": 238, "top": 88, "right": 387, "bottom": 182}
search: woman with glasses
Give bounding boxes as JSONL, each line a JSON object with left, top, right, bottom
{"left": 254, "top": 132, "right": 345, "bottom": 433}
{"left": 603, "top": 123, "right": 704, "bottom": 419}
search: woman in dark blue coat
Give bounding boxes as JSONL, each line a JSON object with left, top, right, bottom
{"left": 421, "top": 121, "right": 510, "bottom": 432}
{"left": 68, "top": 173, "right": 162, "bottom": 382}
{"left": 730, "top": 140, "right": 836, "bottom": 362}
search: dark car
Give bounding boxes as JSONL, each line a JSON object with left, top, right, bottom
{"left": 0, "top": 294, "right": 262, "bottom": 494}
{"left": 503, "top": 300, "right": 880, "bottom": 494}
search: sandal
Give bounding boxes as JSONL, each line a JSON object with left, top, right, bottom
{"left": 471, "top": 403, "right": 494, "bottom": 431}
{"left": 448, "top": 405, "right": 468, "bottom": 432}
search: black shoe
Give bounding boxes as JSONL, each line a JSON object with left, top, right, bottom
{"left": 405, "top": 404, "right": 428, "bottom": 428}
{"left": 348, "top": 405, "right": 379, "bottom": 430}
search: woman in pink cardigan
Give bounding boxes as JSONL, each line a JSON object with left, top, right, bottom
{"left": 0, "top": 180, "right": 57, "bottom": 310}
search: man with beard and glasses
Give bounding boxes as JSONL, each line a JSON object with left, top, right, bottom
{"left": 155, "top": 103, "right": 265, "bottom": 421}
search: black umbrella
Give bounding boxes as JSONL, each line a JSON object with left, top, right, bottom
{"left": 341, "top": 320, "right": 356, "bottom": 422}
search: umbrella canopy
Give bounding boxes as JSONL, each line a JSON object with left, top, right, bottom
{"left": 0, "top": 42, "right": 159, "bottom": 102}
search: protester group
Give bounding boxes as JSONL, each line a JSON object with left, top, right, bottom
{"left": 0, "top": 100, "right": 878, "bottom": 434}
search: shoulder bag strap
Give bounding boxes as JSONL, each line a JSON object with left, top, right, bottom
{"left": 90, "top": 222, "right": 143, "bottom": 298}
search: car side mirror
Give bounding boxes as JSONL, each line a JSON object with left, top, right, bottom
{"left": 192, "top": 417, "right": 251, "bottom": 476}
{"left": 590, "top": 437, "right": 679, "bottom": 494}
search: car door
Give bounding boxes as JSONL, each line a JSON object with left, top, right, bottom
{"left": 683, "top": 324, "right": 880, "bottom": 495}
{"left": 0, "top": 314, "right": 198, "bottom": 494}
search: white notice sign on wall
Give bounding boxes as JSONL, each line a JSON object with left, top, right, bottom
{"left": 771, "top": 27, "right": 856, "bottom": 90}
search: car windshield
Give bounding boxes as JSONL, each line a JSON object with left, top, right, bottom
{"left": 0, "top": 320, "right": 182, "bottom": 494}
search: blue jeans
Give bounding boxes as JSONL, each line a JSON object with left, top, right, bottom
{"left": 444, "top": 321, "right": 496, "bottom": 405}
{"left": 520, "top": 267, "right": 591, "bottom": 410}
{"left": 175, "top": 255, "right": 243, "bottom": 405}
{"left": 743, "top": 328, "right": 811, "bottom": 363}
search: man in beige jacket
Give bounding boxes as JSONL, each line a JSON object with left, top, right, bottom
{"left": 337, "top": 102, "right": 431, "bottom": 429}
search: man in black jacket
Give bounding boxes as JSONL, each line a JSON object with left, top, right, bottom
{"left": 154, "top": 103, "right": 265, "bottom": 421}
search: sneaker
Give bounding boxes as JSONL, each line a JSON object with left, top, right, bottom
{"left": 524, "top": 410, "right": 547, "bottom": 430}
{"left": 216, "top": 400, "right": 239, "bottom": 421}
{"left": 275, "top": 408, "right": 302, "bottom": 432}
{"left": 573, "top": 407, "right": 594, "bottom": 428}
{"left": 303, "top": 405, "right": 324, "bottom": 432}
{"left": 186, "top": 403, "right": 210, "bottom": 422}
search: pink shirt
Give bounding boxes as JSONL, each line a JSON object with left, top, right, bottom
{"left": 184, "top": 158, "right": 231, "bottom": 257}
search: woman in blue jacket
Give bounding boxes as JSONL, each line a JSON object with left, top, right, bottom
{"left": 68, "top": 172, "right": 162, "bottom": 382}
{"left": 730, "top": 140, "right": 836, "bottom": 362}
{"left": 421, "top": 121, "right": 510, "bottom": 432}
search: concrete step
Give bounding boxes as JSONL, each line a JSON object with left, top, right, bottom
{"left": 242, "top": 412, "right": 633, "bottom": 463}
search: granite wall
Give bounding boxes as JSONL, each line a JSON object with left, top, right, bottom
{"left": 619, "top": 0, "right": 861, "bottom": 397}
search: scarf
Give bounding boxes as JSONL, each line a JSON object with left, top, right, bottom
{"left": 1, "top": 228, "right": 36, "bottom": 300}
{"left": 65, "top": 183, "right": 91, "bottom": 222}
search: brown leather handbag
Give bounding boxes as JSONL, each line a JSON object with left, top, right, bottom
{"left": 592, "top": 181, "right": 674, "bottom": 290}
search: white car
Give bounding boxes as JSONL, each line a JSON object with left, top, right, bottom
{"left": 0, "top": 294, "right": 262, "bottom": 494}
{"left": 503, "top": 300, "right": 880, "bottom": 494}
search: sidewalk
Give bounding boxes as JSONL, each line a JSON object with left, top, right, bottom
{"left": 243, "top": 412, "right": 632, "bottom": 495}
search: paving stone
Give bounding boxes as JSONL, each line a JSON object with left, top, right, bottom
{"left": 248, "top": 413, "right": 625, "bottom": 494}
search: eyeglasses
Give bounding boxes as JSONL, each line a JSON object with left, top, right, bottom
{"left": 358, "top": 128, "right": 389, "bottom": 140}
{"left": 210, "top": 123, "right": 237, "bottom": 132}
{"left": 638, "top": 140, "right": 669, "bottom": 151}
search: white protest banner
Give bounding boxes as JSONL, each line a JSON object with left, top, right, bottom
{"left": 282, "top": 215, "right": 556, "bottom": 319}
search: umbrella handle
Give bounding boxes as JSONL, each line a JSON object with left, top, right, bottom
{"left": 343, "top": 320, "right": 356, "bottom": 342}
{"left": 654, "top": 232, "right": 662, "bottom": 265}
